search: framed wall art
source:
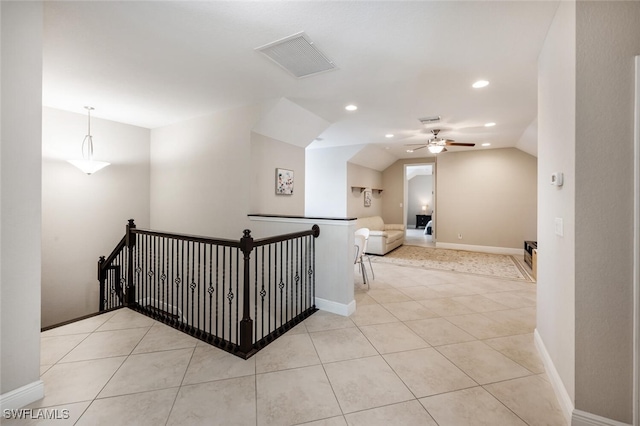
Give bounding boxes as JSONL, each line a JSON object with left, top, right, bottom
{"left": 276, "top": 168, "right": 294, "bottom": 195}
{"left": 364, "top": 189, "right": 372, "bottom": 207}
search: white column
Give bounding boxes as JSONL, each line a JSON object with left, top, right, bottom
{"left": 0, "top": 1, "right": 44, "bottom": 409}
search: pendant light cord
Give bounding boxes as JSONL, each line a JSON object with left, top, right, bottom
{"left": 82, "top": 106, "right": 95, "bottom": 161}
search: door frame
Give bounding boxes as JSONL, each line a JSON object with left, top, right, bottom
{"left": 403, "top": 162, "right": 436, "bottom": 239}
{"left": 633, "top": 54, "right": 639, "bottom": 426}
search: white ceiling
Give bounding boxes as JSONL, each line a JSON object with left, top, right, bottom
{"left": 42, "top": 1, "right": 559, "bottom": 162}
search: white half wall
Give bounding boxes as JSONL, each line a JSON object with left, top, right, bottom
{"left": 41, "top": 107, "right": 150, "bottom": 327}
{"left": 249, "top": 216, "right": 356, "bottom": 314}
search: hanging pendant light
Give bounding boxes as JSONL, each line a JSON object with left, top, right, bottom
{"left": 67, "top": 106, "right": 110, "bottom": 175}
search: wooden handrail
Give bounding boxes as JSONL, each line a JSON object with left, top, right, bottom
{"left": 131, "top": 228, "right": 242, "bottom": 248}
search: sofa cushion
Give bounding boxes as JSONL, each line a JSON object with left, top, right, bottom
{"left": 385, "top": 230, "right": 404, "bottom": 244}
{"left": 356, "top": 216, "right": 385, "bottom": 231}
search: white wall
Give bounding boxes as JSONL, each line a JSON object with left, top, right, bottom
{"left": 150, "top": 104, "right": 268, "bottom": 238}
{"left": 305, "top": 146, "right": 360, "bottom": 218}
{"left": 41, "top": 108, "right": 150, "bottom": 327}
{"left": 381, "top": 157, "right": 436, "bottom": 225}
{"left": 347, "top": 162, "right": 383, "bottom": 219}
{"left": 436, "top": 148, "right": 537, "bottom": 250}
{"left": 250, "top": 132, "right": 305, "bottom": 216}
{"left": 536, "top": 1, "right": 576, "bottom": 418}
{"left": 0, "top": 0, "right": 43, "bottom": 404}
{"left": 574, "top": 1, "right": 639, "bottom": 422}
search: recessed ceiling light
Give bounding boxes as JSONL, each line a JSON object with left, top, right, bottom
{"left": 385, "top": 134, "right": 394, "bottom": 138}
{"left": 473, "top": 80, "right": 490, "bottom": 88}
{"left": 345, "top": 104, "right": 358, "bottom": 111}
{"left": 406, "top": 149, "right": 414, "bottom": 153}
{"left": 482, "top": 143, "right": 491, "bottom": 147}
{"left": 484, "top": 122, "right": 496, "bottom": 127}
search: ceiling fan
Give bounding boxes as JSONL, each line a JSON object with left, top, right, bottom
{"left": 405, "top": 129, "right": 475, "bottom": 154}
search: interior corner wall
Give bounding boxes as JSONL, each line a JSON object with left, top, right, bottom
{"left": 1, "top": 0, "right": 43, "bottom": 396}
{"left": 436, "top": 148, "right": 537, "bottom": 249}
{"left": 537, "top": 0, "right": 576, "bottom": 411}
{"left": 347, "top": 162, "right": 382, "bottom": 218}
{"left": 150, "top": 104, "right": 268, "bottom": 239}
{"left": 41, "top": 107, "right": 150, "bottom": 327}
{"left": 574, "top": 1, "right": 640, "bottom": 422}
{"left": 407, "top": 175, "right": 434, "bottom": 227}
{"left": 305, "top": 147, "right": 353, "bottom": 218}
{"left": 250, "top": 132, "right": 305, "bottom": 216}
{"left": 381, "top": 158, "right": 436, "bottom": 225}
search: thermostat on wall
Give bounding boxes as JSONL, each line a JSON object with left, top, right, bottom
{"left": 551, "top": 172, "right": 564, "bottom": 186}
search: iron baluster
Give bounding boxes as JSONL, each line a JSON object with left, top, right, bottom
{"left": 98, "top": 220, "right": 319, "bottom": 359}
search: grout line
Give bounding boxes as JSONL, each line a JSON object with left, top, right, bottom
{"left": 38, "top": 261, "right": 550, "bottom": 425}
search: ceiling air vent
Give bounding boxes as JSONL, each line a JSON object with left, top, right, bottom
{"left": 255, "top": 32, "right": 337, "bottom": 78}
{"left": 419, "top": 116, "right": 441, "bottom": 125}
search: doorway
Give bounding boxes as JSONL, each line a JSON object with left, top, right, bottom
{"left": 404, "top": 163, "right": 436, "bottom": 248}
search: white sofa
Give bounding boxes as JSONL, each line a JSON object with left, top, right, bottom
{"left": 355, "top": 216, "right": 405, "bottom": 255}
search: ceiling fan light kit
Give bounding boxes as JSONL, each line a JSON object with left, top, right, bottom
{"left": 404, "top": 128, "right": 476, "bottom": 154}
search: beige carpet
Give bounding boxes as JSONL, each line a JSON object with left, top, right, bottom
{"left": 372, "top": 245, "right": 533, "bottom": 282}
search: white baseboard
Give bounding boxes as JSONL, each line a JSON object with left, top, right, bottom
{"left": 534, "top": 329, "right": 574, "bottom": 425}
{"left": 436, "top": 242, "right": 524, "bottom": 256}
{"left": 572, "top": 410, "right": 632, "bottom": 426}
{"left": 315, "top": 297, "right": 356, "bottom": 317}
{"left": 0, "top": 380, "right": 44, "bottom": 411}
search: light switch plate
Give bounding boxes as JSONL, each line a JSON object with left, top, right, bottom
{"left": 555, "top": 217, "right": 564, "bottom": 237}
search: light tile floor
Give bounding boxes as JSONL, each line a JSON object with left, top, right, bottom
{"left": 14, "top": 262, "right": 567, "bottom": 425}
{"left": 404, "top": 229, "right": 436, "bottom": 248}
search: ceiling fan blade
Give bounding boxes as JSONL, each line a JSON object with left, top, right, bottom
{"left": 404, "top": 143, "right": 430, "bottom": 146}
{"left": 445, "top": 142, "right": 475, "bottom": 147}
{"left": 412, "top": 145, "right": 428, "bottom": 151}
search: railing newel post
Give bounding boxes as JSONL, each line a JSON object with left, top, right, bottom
{"left": 97, "top": 221, "right": 318, "bottom": 359}
{"left": 239, "top": 229, "right": 254, "bottom": 355}
{"left": 126, "top": 219, "right": 137, "bottom": 306}
{"left": 98, "top": 256, "right": 106, "bottom": 312}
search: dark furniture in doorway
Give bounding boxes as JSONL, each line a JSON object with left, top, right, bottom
{"left": 524, "top": 241, "right": 537, "bottom": 269}
{"left": 416, "top": 214, "right": 432, "bottom": 229}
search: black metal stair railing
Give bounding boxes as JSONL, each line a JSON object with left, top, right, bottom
{"left": 98, "top": 219, "right": 320, "bottom": 359}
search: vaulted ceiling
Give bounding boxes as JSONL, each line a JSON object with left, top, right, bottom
{"left": 43, "top": 1, "right": 559, "bottom": 163}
